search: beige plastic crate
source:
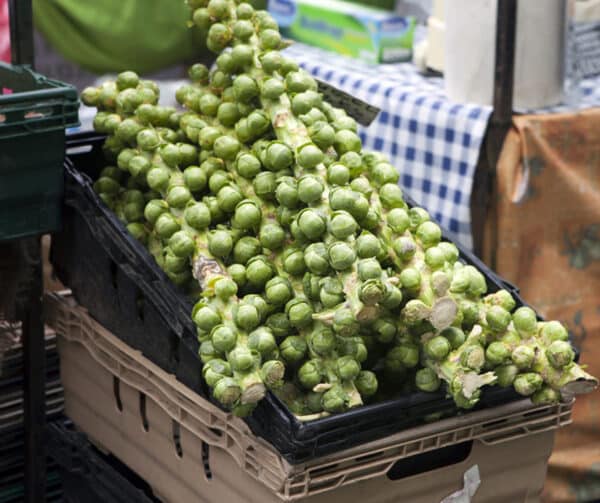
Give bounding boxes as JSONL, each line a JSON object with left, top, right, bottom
{"left": 45, "top": 292, "right": 573, "bottom": 502}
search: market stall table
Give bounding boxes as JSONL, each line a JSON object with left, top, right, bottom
{"left": 285, "top": 43, "right": 600, "bottom": 251}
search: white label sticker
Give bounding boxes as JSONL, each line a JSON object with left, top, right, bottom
{"left": 440, "top": 465, "right": 481, "bottom": 503}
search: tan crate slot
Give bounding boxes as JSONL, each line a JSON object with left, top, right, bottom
{"left": 46, "top": 292, "right": 571, "bottom": 502}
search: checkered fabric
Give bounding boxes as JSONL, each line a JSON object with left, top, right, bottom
{"left": 284, "top": 43, "right": 491, "bottom": 249}
{"left": 285, "top": 42, "right": 600, "bottom": 249}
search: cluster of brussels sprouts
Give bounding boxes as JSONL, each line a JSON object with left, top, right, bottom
{"left": 81, "top": 0, "right": 596, "bottom": 418}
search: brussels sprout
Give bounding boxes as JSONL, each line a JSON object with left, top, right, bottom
{"left": 336, "top": 356, "right": 360, "bottom": 381}
{"left": 280, "top": 335, "right": 308, "bottom": 363}
{"left": 285, "top": 298, "right": 313, "bottom": 328}
{"left": 486, "top": 305, "right": 512, "bottom": 333}
{"left": 245, "top": 256, "right": 275, "bottom": 289}
{"left": 415, "top": 368, "right": 441, "bottom": 392}
{"left": 356, "top": 233, "right": 382, "bottom": 258}
{"left": 297, "top": 144, "right": 324, "bottom": 169}
{"left": 546, "top": 340, "right": 575, "bottom": 369}
{"left": 460, "top": 345, "right": 485, "bottom": 371}
{"left": 309, "top": 328, "right": 336, "bottom": 355}
{"left": 513, "top": 372, "right": 543, "bottom": 396}
{"left": 511, "top": 345, "right": 535, "bottom": 370}
{"left": 328, "top": 242, "right": 356, "bottom": 271}
{"left": 333, "top": 308, "right": 359, "bottom": 337}
{"left": 333, "top": 130, "right": 361, "bottom": 154}
{"left": 208, "top": 229, "right": 234, "bottom": 258}
{"left": 424, "top": 336, "right": 451, "bottom": 361}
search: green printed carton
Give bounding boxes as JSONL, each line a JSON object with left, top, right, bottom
{"left": 268, "top": 0, "right": 415, "bottom": 63}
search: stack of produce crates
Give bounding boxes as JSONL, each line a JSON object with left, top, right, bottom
{"left": 45, "top": 290, "right": 572, "bottom": 502}
{"left": 0, "top": 321, "right": 64, "bottom": 503}
{"left": 0, "top": 62, "right": 79, "bottom": 241}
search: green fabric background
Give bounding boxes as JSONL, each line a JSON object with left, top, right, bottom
{"left": 33, "top": 0, "right": 203, "bottom": 74}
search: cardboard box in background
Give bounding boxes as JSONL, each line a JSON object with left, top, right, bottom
{"left": 269, "top": 0, "right": 415, "bottom": 63}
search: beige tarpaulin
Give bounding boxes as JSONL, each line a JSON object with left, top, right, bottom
{"left": 484, "top": 110, "right": 600, "bottom": 502}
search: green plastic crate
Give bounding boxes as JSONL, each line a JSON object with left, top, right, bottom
{"left": 0, "top": 63, "right": 79, "bottom": 241}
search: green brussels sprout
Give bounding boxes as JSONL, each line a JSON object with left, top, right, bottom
{"left": 329, "top": 211, "right": 358, "bottom": 240}
{"left": 441, "top": 327, "right": 466, "bottom": 350}
{"left": 393, "top": 236, "right": 417, "bottom": 262}
{"left": 265, "top": 276, "right": 293, "bottom": 305}
{"left": 236, "top": 2, "right": 254, "bottom": 19}
{"left": 229, "top": 346, "right": 257, "bottom": 372}
{"left": 386, "top": 343, "right": 419, "bottom": 371}
{"left": 231, "top": 44, "right": 254, "bottom": 68}
{"left": 192, "top": 302, "right": 221, "bottom": 333}
{"left": 357, "top": 258, "right": 382, "bottom": 281}
{"left": 168, "top": 231, "right": 195, "bottom": 258}
{"left": 245, "top": 256, "right": 275, "bottom": 289}
{"left": 260, "top": 28, "right": 282, "bottom": 50}
{"left": 512, "top": 307, "right": 538, "bottom": 336}
{"left": 297, "top": 175, "right": 324, "bottom": 204}
{"left": 359, "top": 279, "right": 386, "bottom": 305}
{"left": 211, "top": 325, "right": 237, "bottom": 353}
{"left": 319, "top": 277, "right": 345, "bottom": 307}
{"left": 213, "top": 135, "right": 241, "bottom": 161}
{"left": 333, "top": 129, "right": 361, "bottom": 154}
{"left": 495, "top": 364, "right": 519, "bottom": 388}
{"left": 233, "top": 74, "right": 259, "bottom": 103}
{"left": 214, "top": 277, "right": 238, "bottom": 301}
{"left": 511, "top": 345, "right": 535, "bottom": 370}
{"left": 297, "top": 209, "right": 327, "bottom": 241}
{"left": 275, "top": 177, "right": 300, "bottom": 208}
{"left": 297, "top": 143, "right": 324, "bottom": 169}
{"left": 285, "top": 71, "right": 316, "bottom": 93}
{"left": 233, "top": 19, "right": 254, "bottom": 40}
{"left": 154, "top": 213, "right": 180, "bottom": 240}
{"left": 213, "top": 377, "right": 241, "bottom": 406}
{"left": 259, "top": 222, "right": 286, "bottom": 250}
{"left": 336, "top": 356, "right": 360, "bottom": 381}
{"left": 184, "top": 202, "right": 211, "bottom": 230}
{"left": 183, "top": 166, "right": 207, "bottom": 192}
{"left": 264, "top": 142, "right": 294, "bottom": 171}
{"left": 513, "top": 372, "right": 544, "bottom": 396}
{"left": 144, "top": 200, "right": 168, "bottom": 226}
{"left": 260, "top": 51, "right": 283, "bottom": 74}
{"left": 486, "top": 305, "right": 512, "bottom": 333}
{"left": 546, "top": 340, "right": 575, "bottom": 369}
{"left": 203, "top": 359, "right": 232, "bottom": 388}
{"left": 486, "top": 341, "right": 511, "bottom": 366}
{"left": 424, "top": 336, "right": 451, "bottom": 361}
{"left": 208, "top": 229, "right": 233, "bottom": 258}
{"left": 227, "top": 264, "right": 246, "bottom": 289}
{"left": 266, "top": 312, "right": 292, "bottom": 338}
{"left": 207, "top": 23, "right": 232, "bottom": 52}
{"left": 207, "top": 0, "right": 229, "bottom": 20}
{"left": 372, "top": 162, "right": 399, "bottom": 186}
{"left": 232, "top": 200, "right": 262, "bottom": 231}
{"left": 400, "top": 267, "right": 421, "bottom": 291}
{"left": 248, "top": 327, "right": 277, "bottom": 356}
{"left": 233, "top": 236, "right": 262, "bottom": 265}
{"left": 355, "top": 371, "right": 378, "bottom": 397}
{"left": 308, "top": 328, "right": 336, "bottom": 355}
{"left": 251, "top": 172, "right": 277, "bottom": 202}
{"left": 333, "top": 308, "right": 359, "bottom": 337}
{"left": 217, "top": 184, "right": 244, "bottom": 213}
{"left": 261, "top": 78, "right": 285, "bottom": 100}
{"left": 234, "top": 303, "right": 260, "bottom": 331}
{"left": 373, "top": 317, "right": 397, "bottom": 344}
{"left": 285, "top": 298, "right": 313, "bottom": 328}
{"left": 328, "top": 241, "right": 357, "bottom": 271}
{"left": 298, "top": 359, "right": 322, "bottom": 389}
{"left": 425, "top": 246, "right": 446, "bottom": 270}
{"left": 304, "top": 243, "right": 330, "bottom": 275}
{"left": 531, "top": 387, "right": 561, "bottom": 405}
{"left": 356, "top": 232, "right": 382, "bottom": 258}
{"left": 322, "top": 384, "right": 348, "bottom": 413}
{"left": 280, "top": 335, "right": 308, "bottom": 363}
{"left": 415, "top": 368, "right": 441, "bottom": 392}
{"left": 199, "top": 126, "right": 221, "bottom": 150}
{"left": 382, "top": 283, "right": 403, "bottom": 309}
{"left": 540, "top": 321, "right": 569, "bottom": 343}
{"left": 460, "top": 344, "right": 485, "bottom": 371}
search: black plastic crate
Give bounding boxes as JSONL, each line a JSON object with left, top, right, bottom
{"left": 52, "top": 132, "right": 537, "bottom": 464}
{"left": 0, "top": 63, "right": 79, "bottom": 241}
{"left": 47, "top": 421, "right": 158, "bottom": 503}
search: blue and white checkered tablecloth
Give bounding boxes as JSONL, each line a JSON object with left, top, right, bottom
{"left": 284, "top": 43, "right": 600, "bottom": 249}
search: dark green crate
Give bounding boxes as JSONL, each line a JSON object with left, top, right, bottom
{"left": 0, "top": 63, "right": 79, "bottom": 241}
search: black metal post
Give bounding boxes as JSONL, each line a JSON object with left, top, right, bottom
{"left": 21, "top": 237, "right": 46, "bottom": 503}
{"left": 8, "top": 0, "right": 34, "bottom": 67}
{"left": 471, "top": 0, "right": 517, "bottom": 257}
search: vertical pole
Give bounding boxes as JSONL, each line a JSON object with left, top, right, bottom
{"left": 472, "top": 0, "right": 517, "bottom": 257}
{"left": 8, "top": 0, "right": 34, "bottom": 67}
{"left": 21, "top": 237, "right": 46, "bottom": 503}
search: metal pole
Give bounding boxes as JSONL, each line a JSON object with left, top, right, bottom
{"left": 8, "top": 0, "right": 34, "bottom": 66}
{"left": 471, "top": 0, "right": 517, "bottom": 257}
{"left": 21, "top": 236, "right": 46, "bottom": 503}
